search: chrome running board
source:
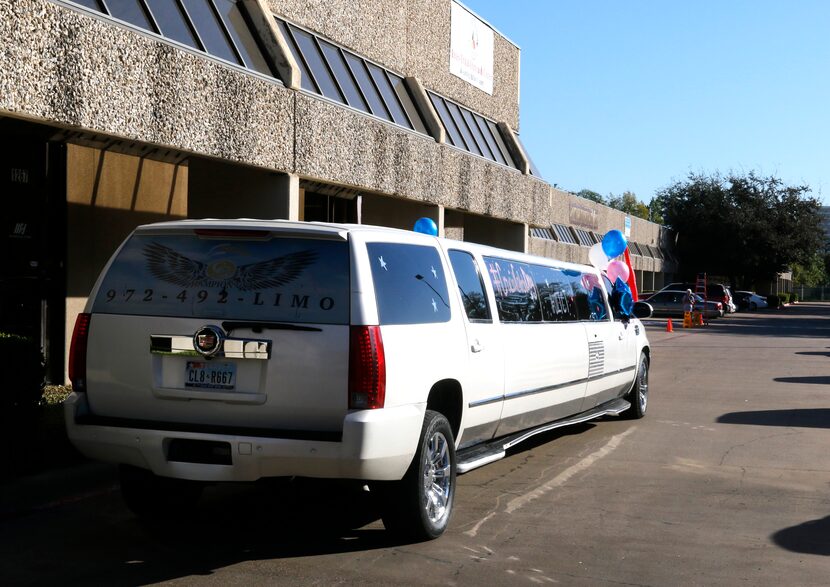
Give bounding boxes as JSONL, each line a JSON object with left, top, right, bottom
{"left": 456, "top": 398, "right": 631, "bottom": 474}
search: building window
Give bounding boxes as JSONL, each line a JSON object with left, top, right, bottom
{"left": 572, "top": 228, "right": 595, "bottom": 247}
{"left": 513, "top": 132, "right": 542, "bottom": 178}
{"left": 64, "top": 0, "right": 276, "bottom": 77}
{"left": 427, "top": 92, "right": 518, "bottom": 169}
{"left": 551, "top": 223, "right": 578, "bottom": 245}
{"left": 628, "top": 242, "right": 644, "bottom": 256}
{"left": 277, "top": 19, "right": 429, "bottom": 136}
{"left": 647, "top": 245, "right": 663, "bottom": 259}
{"left": 530, "top": 227, "right": 555, "bottom": 240}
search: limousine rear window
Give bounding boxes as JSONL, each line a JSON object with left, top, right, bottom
{"left": 367, "top": 243, "right": 451, "bottom": 325}
{"left": 91, "top": 234, "right": 350, "bottom": 324}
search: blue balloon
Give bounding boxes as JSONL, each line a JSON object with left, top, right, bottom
{"left": 413, "top": 217, "right": 438, "bottom": 236}
{"left": 602, "top": 229, "right": 627, "bottom": 259}
{"left": 613, "top": 277, "right": 634, "bottom": 317}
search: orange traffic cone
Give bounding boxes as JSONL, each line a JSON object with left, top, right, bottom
{"left": 697, "top": 312, "right": 705, "bottom": 326}
{"left": 666, "top": 318, "right": 673, "bottom": 332}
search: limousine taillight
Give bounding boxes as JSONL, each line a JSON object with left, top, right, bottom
{"left": 349, "top": 325, "right": 386, "bottom": 409}
{"left": 69, "top": 313, "right": 91, "bottom": 393}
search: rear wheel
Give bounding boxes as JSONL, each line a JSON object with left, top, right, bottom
{"left": 119, "top": 465, "right": 204, "bottom": 519}
{"left": 377, "top": 410, "right": 456, "bottom": 541}
{"left": 625, "top": 352, "right": 649, "bottom": 419}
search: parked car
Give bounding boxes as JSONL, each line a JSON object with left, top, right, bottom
{"left": 641, "top": 290, "right": 722, "bottom": 319}
{"left": 659, "top": 281, "right": 734, "bottom": 313}
{"left": 734, "top": 290, "right": 768, "bottom": 311}
{"left": 65, "top": 219, "right": 651, "bottom": 540}
{"left": 723, "top": 287, "right": 737, "bottom": 313}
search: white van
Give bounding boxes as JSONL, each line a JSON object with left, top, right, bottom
{"left": 65, "top": 219, "right": 651, "bottom": 540}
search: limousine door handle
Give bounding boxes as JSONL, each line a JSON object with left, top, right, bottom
{"left": 471, "top": 340, "right": 484, "bottom": 353}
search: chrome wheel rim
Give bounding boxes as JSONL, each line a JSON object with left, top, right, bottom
{"left": 638, "top": 358, "right": 649, "bottom": 412}
{"left": 422, "top": 430, "right": 452, "bottom": 524}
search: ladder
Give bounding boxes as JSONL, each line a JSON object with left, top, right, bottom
{"left": 694, "top": 273, "right": 707, "bottom": 304}
{"left": 694, "top": 273, "right": 708, "bottom": 324}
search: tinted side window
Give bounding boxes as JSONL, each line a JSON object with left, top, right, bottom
{"left": 367, "top": 243, "right": 451, "bottom": 325}
{"left": 602, "top": 275, "right": 624, "bottom": 319}
{"left": 449, "top": 250, "right": 491, "bottom": 322}
{"left": 483, "top": 257, "right": 541, "bottom": 322}
{"left": 530, "top": 265, "right": 577, "bottom": 322}
{"left": 577, "top": 271, "right": 608, "bottom": 321}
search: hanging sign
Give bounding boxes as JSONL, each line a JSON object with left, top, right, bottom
{"left": 624, "top": 216, "right": 632, "bottom": 238}
{"left": 450, "top": 2, "right": 494, "bottom": 95}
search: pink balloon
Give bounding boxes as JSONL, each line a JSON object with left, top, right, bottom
{"left": 606, "top": 259, "right": 630, "bottom": 283}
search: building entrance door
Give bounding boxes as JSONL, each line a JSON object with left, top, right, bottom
{"left": 0, "top": 119, "right": 66, "bottom": 382}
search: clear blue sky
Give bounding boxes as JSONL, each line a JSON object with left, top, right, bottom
{"left": 463, "top": 0, "right": 830, "bottom": 204}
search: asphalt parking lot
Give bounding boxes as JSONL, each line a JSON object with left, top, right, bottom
{"left": 2, "top": 303, "right": 829, "bottom": 585}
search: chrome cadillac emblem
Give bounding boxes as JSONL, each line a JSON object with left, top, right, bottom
{"left": 193, "top": 325, "right": 224, "bottom": 358}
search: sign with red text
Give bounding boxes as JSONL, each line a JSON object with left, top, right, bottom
{"left": 450, "top": 1, "right": 494, "bottom": 95}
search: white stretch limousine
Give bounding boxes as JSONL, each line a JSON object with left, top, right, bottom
{"left": 65, "top": 220, "right": 651, "bottom": 540}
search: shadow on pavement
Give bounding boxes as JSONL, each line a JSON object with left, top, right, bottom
{"left": 794, "top": 351, "right": 830, "bottom": 357}
{"left": 1, "top": 477, "right": 409, "bottom": 586}
{"left": 717, "top": 409, "right": 830, "bottom": 429}
{"left": 772, "top": 515, "right": 830, "bottom": 555}
{"left": 773, "top": 376, "right": 830, "bottom": 385}
{"left": 680, "top": 302, "right": 830, "bottom": 339}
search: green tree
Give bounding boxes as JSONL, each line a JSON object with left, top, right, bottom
{"left": 792, "top": 251, "right": 829, "bottom": 286}
{"left": 647, "top": 198, "right": 665, "bottom": 224}
{"left": 607, "top": 191, "right": 650, "bottom": 220}
{"left": 655, "top": 171, "right": 823, "bottom": 288}
{"left": 576, "top": 189, "right": 605, "bottom": 205}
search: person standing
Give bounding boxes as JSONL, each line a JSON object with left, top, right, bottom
{"left": 683, "top": 288, "right": 695, "bottom": 314}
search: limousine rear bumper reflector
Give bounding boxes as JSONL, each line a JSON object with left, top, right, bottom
{"left": 349, "top": 325, "right": 386, "bottom": 410}
{"left": 456, "top": 398, "right": 631, "bottom": 474}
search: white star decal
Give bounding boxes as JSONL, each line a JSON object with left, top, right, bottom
{"left": 431, "top": 266, "right": 437, "bottom": 279}
{"left": 432, "top": 298, "right": 438, "bottom": 312}
{"left": 378, "top": 256, "right": 387, "bottom": 271}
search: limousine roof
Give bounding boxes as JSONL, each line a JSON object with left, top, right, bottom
{"left": 132, "top": 218, "right": 598, "bottom": 276}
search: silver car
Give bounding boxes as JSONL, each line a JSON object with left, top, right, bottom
{"left": 642, "top": 290, "right": 722, "bottom": 319}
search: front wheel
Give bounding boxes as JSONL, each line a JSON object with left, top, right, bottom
{"left": 377, "top": 410, "right": 456, "bottom": 541}
{"left": 625, "top": 352, "right": 649, "bottom": 419}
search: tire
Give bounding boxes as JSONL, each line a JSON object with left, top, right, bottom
{"left": 119, "top": 465, "right": 204, "bottom": 519}
{"left": 624, "top": 352, "right": 649, "bottom": 419}
{"left": 377, "top": 410, "right": 456, "bottom": 541}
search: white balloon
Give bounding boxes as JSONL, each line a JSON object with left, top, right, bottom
{"left": 589, "top": 242, "right": 609, "bottom": 271}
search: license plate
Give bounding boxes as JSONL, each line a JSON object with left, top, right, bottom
{"left": 185, "top": 361, "right": 236, "bottom": 390}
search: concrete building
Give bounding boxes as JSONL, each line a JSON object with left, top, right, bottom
{"left": 0, "top": 0, "right": 676, "bottom": 382}
{"left": 820, "top": 206, "right": 830, "bottom": 252}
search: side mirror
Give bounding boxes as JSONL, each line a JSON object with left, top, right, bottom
{"left": 632, "top": 301, "right": 653, "bottom": 319}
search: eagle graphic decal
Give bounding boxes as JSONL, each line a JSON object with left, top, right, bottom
{"left": 142, "top": 242, "right": 318, "bottom": 291}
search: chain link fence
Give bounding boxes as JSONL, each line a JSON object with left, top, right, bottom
{"left": 792, "top": 285, "right": 830, "bottom": 301}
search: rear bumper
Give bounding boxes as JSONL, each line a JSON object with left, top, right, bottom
{"left": 64, "top": 393, "right": 424, "bottom": 482}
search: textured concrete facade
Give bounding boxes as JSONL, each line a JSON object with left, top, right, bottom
{"left": 294, "top": 93, "right": 546, "bottom": 224}
{"left": 0, "top": 0, "right": 295, "bottom": 171}
{"left": 1, "top": 0, "right": 669, "bottom": 258}
{"left": 267, "top": 0, "right": 521, "bottom": 129}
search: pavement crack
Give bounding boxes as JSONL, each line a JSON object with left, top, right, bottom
{"left": 718, "top": 429, "right": 804, "bottom": 466}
